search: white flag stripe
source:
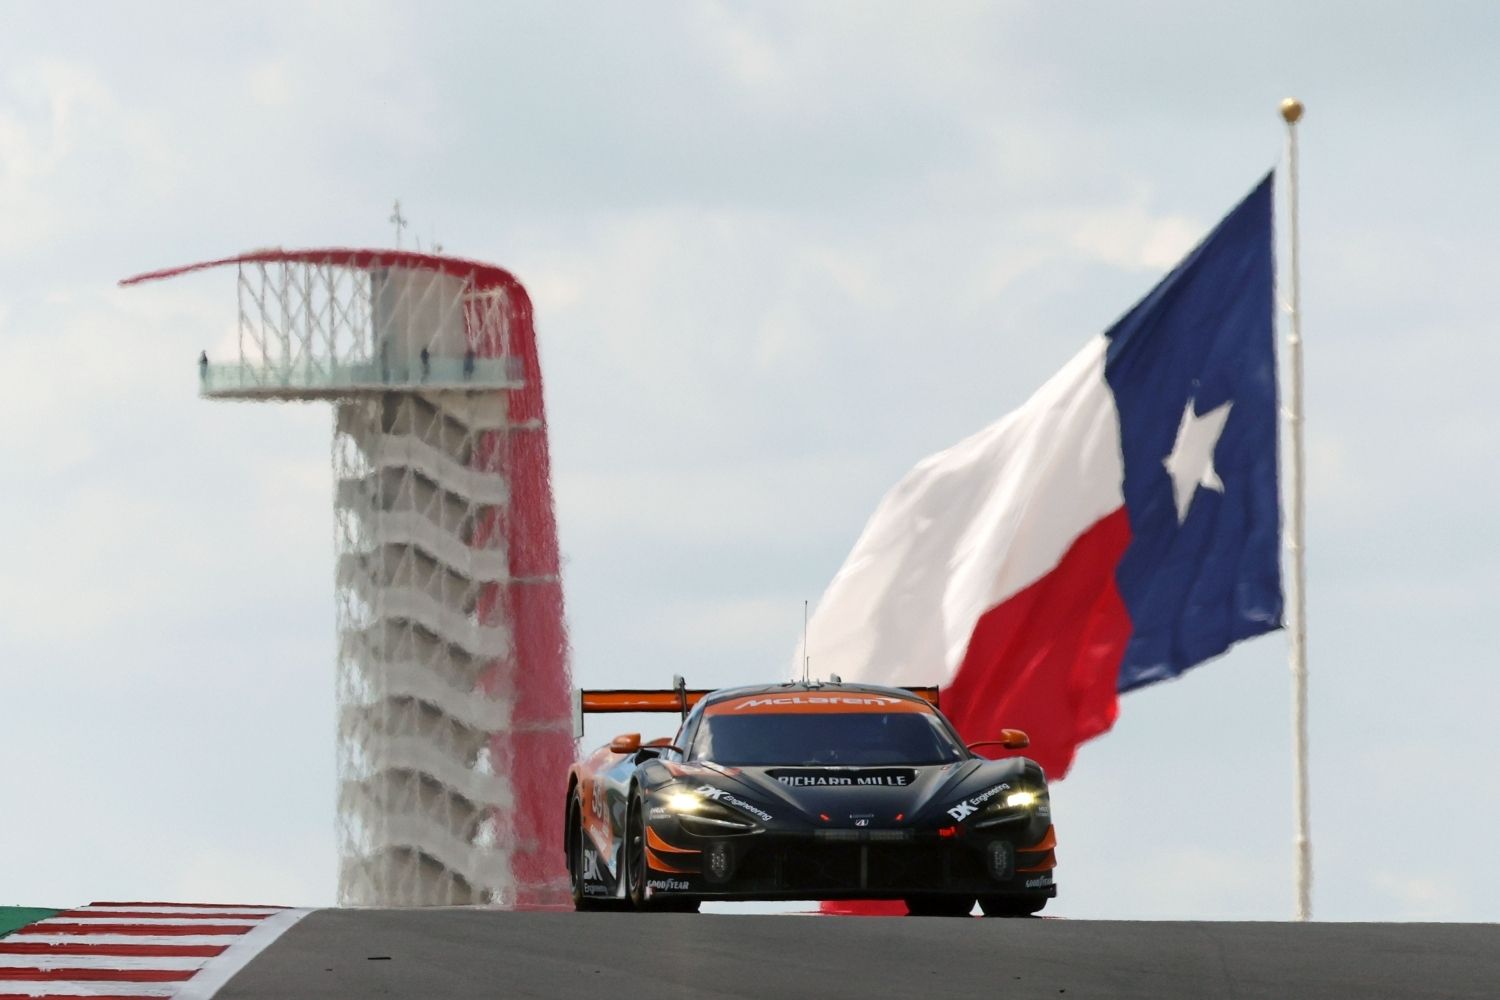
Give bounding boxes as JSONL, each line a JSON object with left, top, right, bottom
{"left": 0, "top": 982, "right": 177, "bottom": 997}
{"left": 8, "top": 933, "right": 239, "bottom": 947}
{"left": 0, "top": 953, "right": 209, "bottom": 971}
{"left": 804, "top": 334, "right": 1125, "bottom": 686}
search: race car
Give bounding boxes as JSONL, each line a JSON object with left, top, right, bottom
{"left": 564, "top": 678, "right": 1057, "bottom": 916}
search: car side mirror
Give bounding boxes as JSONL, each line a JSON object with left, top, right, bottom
{"left": 609, "top": 733, "right": 642, "bottom": 754}
{"left": 633, "top": 744, "right": 683, "bottom": 764}
{"left": 966, "top": 729, "right": 1030, "bottom": 754}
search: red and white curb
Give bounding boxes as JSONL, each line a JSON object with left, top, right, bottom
{"left": 0, "top": 902, "right": 310, "bottom": 999}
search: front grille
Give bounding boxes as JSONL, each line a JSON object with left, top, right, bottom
{"left": 813, "top": 829, "right": 914, "bottom": 843}
{"left": 732, "top": 840, "right": 992, "bottom": 892}
{"left": 780, "top": 845, "right": 860, "bottom": 889}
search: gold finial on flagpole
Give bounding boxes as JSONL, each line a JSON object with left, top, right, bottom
{"left": 1280, "top": 97, "right": 1304, "bottom": 124}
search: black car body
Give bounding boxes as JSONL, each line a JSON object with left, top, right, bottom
{"left": 564, "top": 681, "right": 1057, "bottom": 916}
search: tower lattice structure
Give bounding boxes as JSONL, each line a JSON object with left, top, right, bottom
{"left": 124, "top": 248, "right": 574, "bottom": 906}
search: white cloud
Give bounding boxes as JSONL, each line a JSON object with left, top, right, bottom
{"left": 557, "top": 452, "right": 881, "bottom": 546}
{"left": 1031, "top": 196, "right": 1205, "bottom": 272}
{"left": 648, "top": 595, "right": 801, "bottom": 659}
{"left": 0, "top": 60, "right": 109, "bottom": 255}
{"left": 170, "top": 844, "right": 333, "bottom": 908}
{"left": 1114, "top": 847, "right": 1281, "bottom": 920}
{"left": 688, "top": 2, "right": 791, "bottom": 99}
{"left": 1370, "top": 872, "right": 1455, "bottom": 922}
{"left": 247, "top": 58, "right": 296, "bottom": 108}
{"left": 0, "top": 58, "right": 176, "bottom": 259}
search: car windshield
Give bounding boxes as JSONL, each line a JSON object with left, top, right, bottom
{"left": 692, "top": 710, "right": 964, "bottom": 767}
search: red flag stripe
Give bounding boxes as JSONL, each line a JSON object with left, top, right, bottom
{"left": 942, "top": 508, "right": 1131, "bottom": 778}
{"left": 54, "top": 917, "right": 271, "bottom": 923}
{"left": 20, "top": 923, "right": 252, "bottom": 936}
{"left": 0, "top": 966, "right": 195, "bottom": 982}
{"left": 0, "top": 942, "right": 227, "bottom": 957}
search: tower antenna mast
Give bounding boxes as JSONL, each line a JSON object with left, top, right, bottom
{"left": 389, "top": 199, "right": 408, "bottom": 248}
{"left": 802, "top": 600, "right": 810, "bottom": 684}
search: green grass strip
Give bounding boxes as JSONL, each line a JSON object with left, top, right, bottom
{"left": 0, "top": 906, "right": 60, "bottom": 938}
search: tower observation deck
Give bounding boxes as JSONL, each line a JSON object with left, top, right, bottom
{"left": 124, "top": 248, "right": 574, "bottom": 907}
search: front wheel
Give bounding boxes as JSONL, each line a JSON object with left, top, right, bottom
{"left": 979, "top": 894, "right": 1048, "bottom": 917}
{"left": 625, "top": 795, "right": 648, "bottom": 908}
{"left": 625, "top": 794, "right": 700, "bottom": 913}
{"left": 568, "top": 794, "right": 608, "bottom": 911}
{"left": 905, "top": 895, "right": 976, "bottom": 917}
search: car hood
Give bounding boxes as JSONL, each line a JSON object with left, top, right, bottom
{"left": 691, "top": 758, "right": 1026, "bottom": 828}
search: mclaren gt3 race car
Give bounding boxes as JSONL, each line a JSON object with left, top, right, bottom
{"left": 564, "top": 679, "right": 1057, "bottom": 916}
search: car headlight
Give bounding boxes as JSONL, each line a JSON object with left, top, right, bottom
{"left": 657, "top": 783, "right": 771, "bottom": 833}
{"left": 967, "top": 786, "right": 1048, "bottom": 829}
{"left": 666, "top": 792, "right": 702, "bottom": 812}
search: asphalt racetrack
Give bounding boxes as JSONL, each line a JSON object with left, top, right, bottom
{"left": 216, "top": 909, "right": 1498, "bottom": 999}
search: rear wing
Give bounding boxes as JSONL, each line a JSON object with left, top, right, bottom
{"left": 571, "top": 676, "right": 940, "bottom": 739}
{"left": 572, "top": 675, "right": 706, "bottom": 738}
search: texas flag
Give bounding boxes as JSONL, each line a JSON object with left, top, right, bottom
{"left": 804, "top": 174, "right": 1282, "bottom": 779}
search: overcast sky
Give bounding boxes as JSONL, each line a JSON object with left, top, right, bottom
{"left": 3, "top": 2, "right": 1497, "bottom": 921}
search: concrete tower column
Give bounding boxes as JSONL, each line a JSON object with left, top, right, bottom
{"left": 124, "top": 249, "right": 573, "bottom": 907}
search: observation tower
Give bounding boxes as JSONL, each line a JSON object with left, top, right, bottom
{"left": 123, "top": 248, "right": 573, "bottom": 907}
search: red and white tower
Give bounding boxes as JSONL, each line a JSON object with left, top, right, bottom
{"left": 124, "top": 249, "right": 573, "bottom": 907}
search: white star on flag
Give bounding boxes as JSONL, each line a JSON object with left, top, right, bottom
{"left": 1163, "top": 397, "right": 1233, "bottom": 522}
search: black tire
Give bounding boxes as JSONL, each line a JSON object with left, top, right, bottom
{"left": 979, "top": 894, "right": 1048, "bottom": 917}
{"left": 625, "top": 794, "right": 700, "bottom": 913}
{"left": 568, "top": 794, "right": 607, "bottom": 911}
{"left": 625, "top": 794, "right": 648, "bottom": 909}
{"left": 905, "top": 895, "right": 976, "bottom": 917}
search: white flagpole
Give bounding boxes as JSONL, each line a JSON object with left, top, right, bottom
{"left": 1280, "top": 96, "right": 1312, "bottom": 922}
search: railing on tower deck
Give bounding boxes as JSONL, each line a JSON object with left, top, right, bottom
{"left": 198, "top": 357, "right": 524, "bottom": 399}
